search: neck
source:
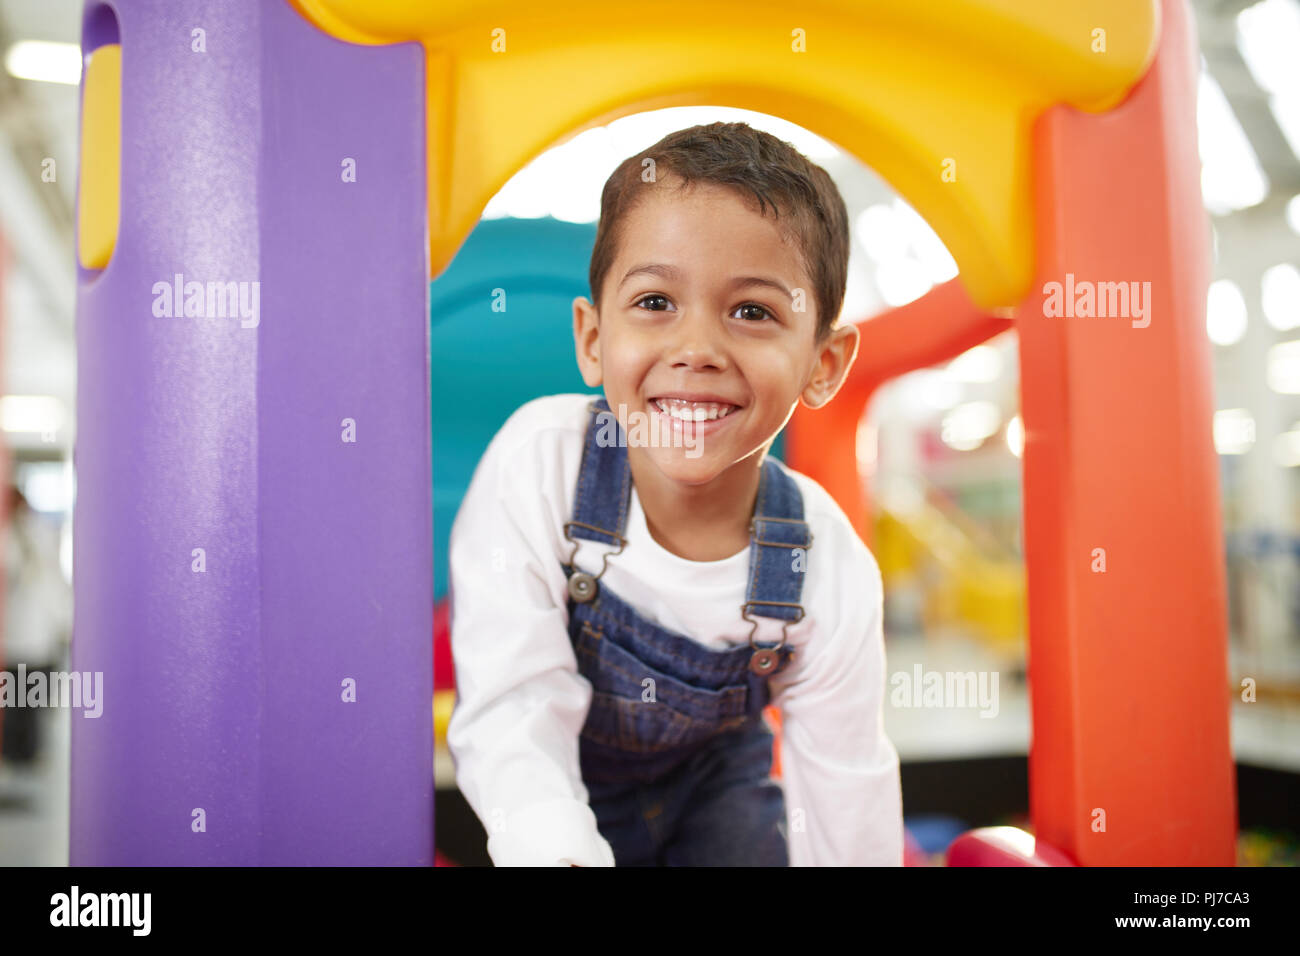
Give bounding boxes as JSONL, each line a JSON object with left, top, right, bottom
{"left": 626, "top": 447, "right": 765, "bottom": 562}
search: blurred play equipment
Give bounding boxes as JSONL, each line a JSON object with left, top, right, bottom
{"left": 425, "top": 214, "right": 578, "bottom": 789}
{"left": 874, "top": 485, "right": 1025, "bottom": 654}
{"left": 906, "top": 814, "right": 974, "bottom": 866}
{"left": 902, "top": 826, "right": 929, "bottom": 867}
{"left": 946, "top": 827, "right": 1079, "bottom": 867}
{"left": 74, "top": 0, "right": 1231, "bottom": 864}
{"left": 74, "top": 0, "right": 432, "bottom": 865}
{"left": 427, "top": 217, "right": 597, "bottom": 600}
{"left": 783, "top": 2, "right": 1232, "bottom": 865}
{"left": 427, "top": 218, "right": 595, "bottom": 785}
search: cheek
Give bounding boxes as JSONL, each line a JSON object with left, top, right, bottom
{"left": 601, "top": 346, "right": 638, "bottom": 375}
{"left": 747, "top": 352, "right": 799, "bottom": 394}
{"left": 596, "top": 346, "right": 648, "bottom": 392}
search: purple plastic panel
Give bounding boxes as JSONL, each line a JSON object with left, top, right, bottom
{"left": 71, "top": 0, "right": 432, "bottom": 864}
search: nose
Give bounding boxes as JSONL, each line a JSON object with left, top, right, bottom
{"left": 665, "top": 307, "right": 726, "bottom": 371}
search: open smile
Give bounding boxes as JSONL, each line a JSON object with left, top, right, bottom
{"left": 647, "top": 395, "right": 743, "bottom": 436}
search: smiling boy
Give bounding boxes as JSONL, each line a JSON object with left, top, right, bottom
{"left": 447, "top": 121, "right": 903, "bottom": 866}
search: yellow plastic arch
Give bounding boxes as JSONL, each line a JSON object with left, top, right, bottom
{"left": 290, "top": 0, "right": 1159, "bottom": 309}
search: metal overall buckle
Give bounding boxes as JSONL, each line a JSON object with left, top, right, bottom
{"left": 742, "top": 513, "right": 810, "bottom": 676}
{"left": 563, "top": 520, "right": 627, "bottom": 603}
{"left": 741, "top": 601, "right": 804, "bottom": 677}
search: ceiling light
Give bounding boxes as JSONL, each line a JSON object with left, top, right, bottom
{"left": 1, "top": 395, "right": 65, "bottom": 434}
{"left": 1267, "top": 339, "right": 1300, "bottom": 393}
{"left": 4, "top": 40, "right": 82, "bottom": 85}
{"left": 1262, "top": 263, "right": 1300, "bottom": 331}
{"left": 891, "top": 198, "right": 958, "bottom": 283}
{"left": 1287, "top": 195, "right": 1300, "bottom": 236}
{"left": 1207, "top": 279, "right": 1248, "bottom": 345}
{"left": 1237, "top": 0, "right": 1300, "bottom": 163}
{"left": 1006, "top": 414, "right": 1024, "bottom": 458}
{"left": 946, "top": 345, "right": 1002, "bottom": 383}
{"left": 941, "top": 401, "right": 1001, "bottom": 451}
{"left": 855, "top": 204, "right": 899, "bottom": 262}
{"left": 876, "top": 257, "right": 931, "bottom": 307}
{"left": 1213, "top": 408, "right": 1256, "bottom": 454}
{"left": 1274, "top": 427, "right": 1300, "bottom": 467}
{"left": 1197, "top": 68, "right": 1269, "bottom": 213}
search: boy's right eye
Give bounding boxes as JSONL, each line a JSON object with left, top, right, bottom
{"left": 634, "top": 294, "right": 672, "bottom": 312}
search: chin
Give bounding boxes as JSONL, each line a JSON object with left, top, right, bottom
{"left": 645, "top": 450, "right": 724, "bottom": 485}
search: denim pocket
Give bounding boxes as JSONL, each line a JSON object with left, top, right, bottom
{"left": 574, "top": 622, "right": 749, "bottom": 724}
{"left": 583, "top": 690, "right": 694, "bottom": 754}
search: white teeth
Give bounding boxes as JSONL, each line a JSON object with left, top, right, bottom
{"left": 652, "top": 398, "right": 738, "bottom": 422}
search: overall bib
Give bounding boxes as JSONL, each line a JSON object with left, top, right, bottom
{"left": 560, "top": 397, "right": 812, "bottom": 866}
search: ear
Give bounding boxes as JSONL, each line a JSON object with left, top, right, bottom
{"left": 572, "top": 295, "right": 603, "bottom": 388}
{"left": 800, "top": 321, "right": 859, "bottom": 410}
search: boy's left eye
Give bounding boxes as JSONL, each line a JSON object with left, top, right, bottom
{"left": 732, "top": 303, "right": 773, "bottom": 322}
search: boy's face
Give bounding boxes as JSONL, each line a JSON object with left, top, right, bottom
{"left": 573, "top": 179, "right": 858, "bottom": 487}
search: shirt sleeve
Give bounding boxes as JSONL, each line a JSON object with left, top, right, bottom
{"left": 444, "top": 418, "right": 616, "bottom": 867}
{"left": 769, "top": 540, "right": 903, "bottom": 866}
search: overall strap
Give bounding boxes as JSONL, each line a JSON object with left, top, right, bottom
{"left": 743, "top": 456, "right": 813, "bottom": 627}
{"left": 565, "top": 396, "right": 631, "bottom": 550}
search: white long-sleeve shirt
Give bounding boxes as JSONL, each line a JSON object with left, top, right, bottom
{"left": 445, "top": 393, "right": 902, "bottom": 866}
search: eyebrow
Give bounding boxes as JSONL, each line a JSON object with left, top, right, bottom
{"left": 619, "top": 263, "right": 793, "bottom": 298}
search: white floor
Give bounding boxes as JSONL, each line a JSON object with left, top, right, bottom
{"left": 882, "top": 631, "right": 1300, "bottom": 770}
{"left": 0, "top": 698, "right": 69, "bottom": 866}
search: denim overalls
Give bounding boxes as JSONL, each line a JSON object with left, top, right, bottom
{"left": 560, "top": 397, "right": 813, "bottom": 866}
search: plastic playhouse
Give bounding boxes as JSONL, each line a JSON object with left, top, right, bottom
{"left": 73, "top": 0, "right": 1232, "bottom": 865}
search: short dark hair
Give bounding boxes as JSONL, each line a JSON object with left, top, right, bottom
{"left": 588, "top": 121, "right": 850, "bottom": 344}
